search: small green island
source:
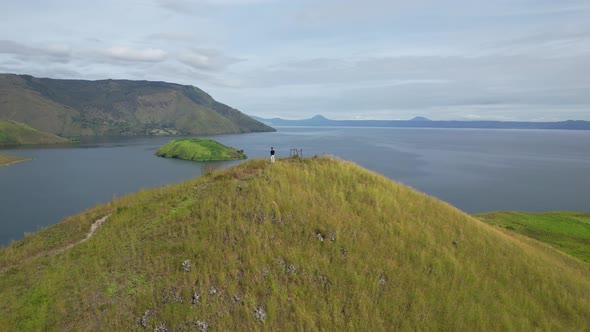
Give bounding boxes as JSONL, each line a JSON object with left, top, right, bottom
{"left": 155, "top": 138, "right": 247, "bottom": 161}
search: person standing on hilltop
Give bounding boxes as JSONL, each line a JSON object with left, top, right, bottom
{"left": 270, "top": 147, "right": 275, "bottom": 163}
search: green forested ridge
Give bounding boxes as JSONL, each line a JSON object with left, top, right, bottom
{"left": 155, "top": 138, "right": 247, "bottom": 161}
{"left": 0, "top": 119, "right": 70, "bottom": 146}
{"left": 0, "top": 73, "right": 275, "bottom": 136}
{"left": 0, "top": 157, "right": 589, "bottom": 330}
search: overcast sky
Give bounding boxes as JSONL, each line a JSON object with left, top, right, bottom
{"left": 1, "top": 0, "right": 589, "bottom": 120}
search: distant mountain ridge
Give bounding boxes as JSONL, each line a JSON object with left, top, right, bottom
{"left": 409, "top": 116, "right": 431, "bottom": 121}
{"left": 252, "top": 115, "right": 590, "bottom": 130}
{"left": 0, "top": 74, "right": 275, "bottom": 136}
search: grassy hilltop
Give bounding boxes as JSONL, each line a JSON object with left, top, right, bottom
{"left": 0, "top": 73, "right": 274, "bottom": 136}
{"left": 155, "top": 138, "right": 247, "bottom": 161}
{"left": 1, "top": 157, "right": 589, "bottom": 330}
{"left": 0, "top": 119, "right": 70, "bottom": 146}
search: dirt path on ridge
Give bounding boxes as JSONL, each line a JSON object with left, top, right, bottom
{"left": 0, "top": 215, "right": 110, "bottom": 274}
{"left": 51, "top": 214, "right": 110, "bottom": 254}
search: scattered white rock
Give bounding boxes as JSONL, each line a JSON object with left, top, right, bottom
{"left": 137, "top": 310, "right": 150, "bottom": 328}
{"left": 196, "top": 320, "right": 209, "bottom": 332}
{"left": 154, "top": 322, "right": 170, "bottom": 332}
{"left": 254, "top": 306, "right": 267, "bottom": 323}
{"left": 287, "top": 263, "right": 297, "bottom": 274}
{"left": 181, "top": 260, "right": 191, "bottom": 272}
{"left": 192, "top": 292, "right": 201, "bottom": 304}
{"left": 316, "top": 232, "right": 324, "bottom": 241}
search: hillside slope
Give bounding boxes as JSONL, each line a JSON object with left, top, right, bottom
{"left": 0, "top": 119, "right": 70, "bottom": 146}
{"left": 1, "top": 157, "right": 589, "bottom": 330}
{"left": 0, "top": 74, "right": 274, "bottom": 136}
{"left": 476, "top": 211, "right": 590, "bottom": 263}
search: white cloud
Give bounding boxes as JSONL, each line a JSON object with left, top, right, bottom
{"left": 104, "top": 47, "right": 167, "bottom": 62}
{"left": 295, "top": 0, "right": 423, "bottom": 25}
{"left": 195, "top": 0, "right": 276, "bottom": 4}
{"left": 177, "top": 48, "right": 242, "bottom": 71}
{"left": 0, "top": 40, "right": 71, "bottom": 59}
{"left": 0, "top": 40, "right": 34, "bottom": 55}
{"left": 148, "top": 32, "right": 197, "bottom": 43}
{"left": 44, "top": 44, "right": 72, "bottom": 57}
{"left": 157, "top": 0, "right": 275, "bottom": 13}
{"left": 157, "top": 0, "right": 196, "bottom": 13}
{"left": 0, "top": 0, "right": 589, "bottom": 120}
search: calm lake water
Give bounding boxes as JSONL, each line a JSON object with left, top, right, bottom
{"left": 1, "top": 127, "right": 589, "bottom": 246}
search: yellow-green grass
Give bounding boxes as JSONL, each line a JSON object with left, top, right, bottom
{"left": 155, "top": 138, "right": 247, "bottom": 161}
{"left": 476, "top": 211, "right": 590, "bottom": 263}
{"left": 1, "top": 157, "right": 589, "bottom": 330}
{"left": 0, "top": 119, "right": 70, "bottom": 146}
{"left": 0, "top": 153, "right": 31, "bottom": 166}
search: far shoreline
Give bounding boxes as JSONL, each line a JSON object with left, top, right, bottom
{"left": 0, "top": 154, "right": 31, "bottom": 167}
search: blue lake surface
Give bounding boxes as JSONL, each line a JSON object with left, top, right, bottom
{"left": 1, "top": 127, "right": 589, "bottom": 246}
